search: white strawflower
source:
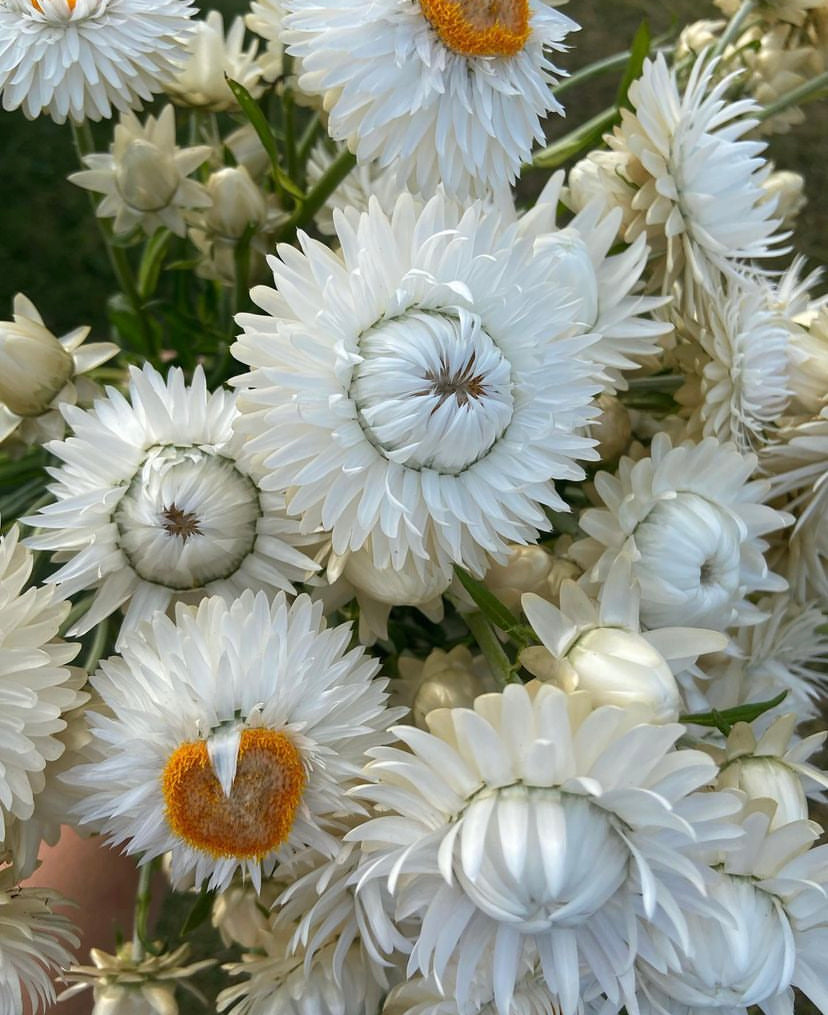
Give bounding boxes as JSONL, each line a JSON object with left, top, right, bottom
{"left": 59, "top": 943, "right": 214, "bottom": 1015}
{"left": 25, "top": 364, "right": 319, "bottom": 646}
{"left": 69, "top": 105, "right": 212, "bottom": 238}
{"left": 0, "top": 524, "right": 85, "bottom": 844}
{"left": 232, "top": 192, "right": 599, "bottom": 581}
{"left": 0, "top": 294, "right": 117, "bottom": 450}
{"left": 383, "top": 965, "right": 570, "bottom": 1015}
{"left": 674, "top": 271, "right": 794, "bottom": 452}
{"left": 762, "top": 407, "right": 828, "bottom": 601}
{"left": 306, "top": 142, "right": 403, "bottom": 236}
{"left": 163, "top": 10, "right": 263, "bottom": 111}
{"left": 517, "top": 172, "right": 671, "bottom": 393}
{"left": 350, "top": 681, "right": 742, "bottom": 1015}
{"left": 281, "top": 0, "right": 579, "bottom": 197}
{"left": 67, "top": 590, "right": 401, "bottom": 892}
{"left": 693, "top": 595, "right": 828, "bottom": 723}
{"left": 245, "top": 0, "right": 284, "bottom": 81}
{"left": 571, "top": 434, "right": 791, "bottom": 630}
{"left": 0, "top": 870, "right": 78, "bottom": 1015}
{"left": 637, "top": 804, "right": 828, "bottom": 1015}
{"left": 0, "top": 0, "right": 195, "bottom": 124}
{"left": 710, "top": 715, "right": 828, "bottom": 827}
{"left": 606, "top": 52, "right": 784, "bottom": 292}
{"left": 521, "top": 554, "right": 727, "bottom": 722}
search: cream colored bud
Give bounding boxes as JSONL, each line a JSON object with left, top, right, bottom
{"left": 566, "top": 149, "right": 634, "bottom": 227}
{"left": 789, "top": 309, "right": 828, "bottom": 413}
{"left": 589, "top": 394, "right": 632, "bottom": 462}
{"left": 676, "top": 19, "right": 725, "bottom": 60}
{"left": 762, "top": 169, "right": 806, "bottom": 228}
{"left": 203, "top": 166, "right": 268, "bottom": 240}
{"left": 115, "top": 140, "right": 180, "bottom": 213}
{"left": 717, "top": 757, "right": 808, "bottom": 827}
{"left": 518, "top": 645, "right": 561, "bottom": 684}
{"left": 0, "top": 295, "right": 74, "bottom": 417}
{"left": 212, "top": 882, "right": 276, "bottom": 949}
{"left": 565, "top": 627, "right": 681, "bottom": 722}
{"left": 92, "top": 983, "right": 178, "bottom": 1015}
{"left": 344, "top": 546, "right": 449, "bottom": 607}
{"left": 410, "top": 647, "right": 495, "bottom": 728}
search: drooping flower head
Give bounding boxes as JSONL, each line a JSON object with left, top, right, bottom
{"left": 25, "top": 364, "right": 319, "bottom": 646}
{"left": 281, "top": 0, "right": 579, "bottom": 197}
{"left": 67, "top": 591, "right": 402, "bottom": 892}
{"left": 571, "top": 434, "right": 792, "bottom": 630}
{"left": 0, "top": 0, "right": 196, "bottom": 123}
{"left": 232, "top": 192, "right": 599, "bottom": 581}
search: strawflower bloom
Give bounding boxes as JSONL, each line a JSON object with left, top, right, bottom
{"left": 0, "top": 0, "right": 196, "bottom": 123}
{"left": 67, "top": 591, "right": 402, "bottom": 892}
{"left": 281, "top": 0, "right": 579, "bottom": 197}
{"left": 25, "top": 364, "right": 318, "bottom": 646}
{"left": 232, "top": 191, "right": 599, "bottom": 580}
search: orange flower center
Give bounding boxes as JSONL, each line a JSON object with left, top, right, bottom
{"left": 32, "top": 0, "right": 77, "bottom": 10}
{"left": 162, "top": 729, "right": 306, "bottom": 860}
{"left": 418, "top": 0, "right": 530, "bottom": 57}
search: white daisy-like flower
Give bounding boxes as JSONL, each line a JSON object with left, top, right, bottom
{"left": 674, "top": 271, "right": 794, "bottom": 452}
{"left": 67, "top": 590, "right": 402, "bottom": 892}
{"left": 637, "top": 803, "right": 828, "bottom": 1015}
{"left": 163, "top": 9, "right": 263, "bottom": 111}
{"left": 571, "top": 434, "right": 792, "bottom": 630}
{"left": 0, "top": 293, "right": 117, "bottom": 450}
{"left": 516, "top": 172, "right": 671, "bottom": 393}
{"left": 0, "top": 869, "right": 78, "bottom": 1015}
{"left": 710, "top": 714, "right": 828, "bottom": 828}
{"left": 693, "top": 594, "right": 828, "bottom": 723}
{"left": 281, "top": 0, "right": 579, "bottom": 197}
{"left": 24, "top": 364, "right": 319, "bottom": 647}
{"left": 306, "top": 142, "right": 403, "bottom": 237}
{"left": 0, "top": 0, "right": 196, "bottom": 124}
{"left": 69, "top": 105, "right": 212, "bottom": 239}
{"left": 232, "top": 192, "right": 599, "bottom": 580}
{"left": 520, "top": 554, "right": 727, "bottom": 722}
{"left": 349, "top": 680, "right": 743, "bottom": 1015}
{"left": 606, "top": 52, "right": 785, "bottom": 292}
{"left": 761, "top": 407, "right": 828, "bottom": 601}
{"left": 0, "top": 523, "right": 85, "bottom": 844}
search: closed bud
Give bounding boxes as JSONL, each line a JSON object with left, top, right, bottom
{"left": 0, "top": 295, "right": 74, "bottom": 417}
{"left": 717, "top": 756, "right": 808, "bottom": 827}
{"left": 115, "top": 139, "right": 180, "bottom": 213}
{"left": 410, "top": 647, "right": 495, "bottom": 728}
{"left": 789, "top": 308, "right": 828, "bottom": 414}
{"left": 203, "top": 166, "right": 268, "bottom": 240}
{"left": 589, "top": 393, "right": 632, "bottom": 462}
{"left": 343, "top": 545, "right": 449, "bottom": 607}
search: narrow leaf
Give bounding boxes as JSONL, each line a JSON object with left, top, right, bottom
{"left": 680, "top": 691, "right": 788, "bottom": 734}
{"left": 454, "top": 567, "right": 534, "bottom": 647}
{"left": 181, "top": 887, "right": 215, "bottom": 936}
{"left": 615, "top": 20, "right": 651, "bottom": 109}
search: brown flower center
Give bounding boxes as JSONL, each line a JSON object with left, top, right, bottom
{"left": 418, "top": 0, "right": 530, "bottom": 57}
{"left": 160, "top": 503, "right": 202, "bottom": 543}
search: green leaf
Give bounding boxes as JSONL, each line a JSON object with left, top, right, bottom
{"left": 137, "top": 229, "right": 172, "bottom": 301}
{"left": 680, "top": 691, "right": 788, "bottom": 734}
{"left": 615, "top": 21, "right": 651, "bottom": 109}
{"left": 181, "top": 887, "right": 215, "bottom": 936}
{"left": 453, "top": 567, "right": 534, "bottom": 648}
{"left": 532, "top": 106, "right": 620, "bottom": 170}
{"left": 225, "top": 77, "right": 306, "bottom": 202}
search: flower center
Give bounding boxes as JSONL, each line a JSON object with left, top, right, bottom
{"left": 114, "top": 446, "right": 260, "bottom": 590}
{"left": 350, "top": 310, "right": 513, "bottom": 474}
{"left": 418, "top": 0, "right": 530, "bottom": 57}
{"left": 162, "top": 729, "right": 306, "bottom": 860}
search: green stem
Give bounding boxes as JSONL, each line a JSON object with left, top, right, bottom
{"left": 551, "top": 51, "right": 634, "bottom": 99}
{"left": 625, "top": 373, "right": 684, "bottom": 391}
{"left": 712, "top": 0, "right": 757, "bottom": 58}
{"left": 82, "top": 616, "right": 110, "bottom": 673}
{"left": 284, "top": 91, "right": 298, "bottom": 182}
{"left": 531, "top": 105, "right": 619, "bottom": 169}
{"left": 297, "top": 113, "right": 322, "bottom": 167}
{"left": 276, "top": 147, "right": 356, "bottom": 241}
{"left": 464, "top": 611, "right": 520, "bottom": 688}
{"left": 757, "top": 70, "right": 828, "bottom": 122}
{"left": 131, "top": 861, "right": 154, "bottom": 962}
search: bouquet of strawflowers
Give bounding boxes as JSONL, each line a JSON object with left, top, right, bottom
{"left": 2, "top": 0, "right": 828, "bottom": 1011}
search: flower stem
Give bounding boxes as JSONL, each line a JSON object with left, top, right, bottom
{"left": 276, "top": 146, "right": 356, "bottom": 242}
{"left": 712, "top": 0, "right": 757, "bottom": 58}
{"left": 531, "top": 105, "right": 619, "bottom": 170}
{"left": 131, "top": 861, "right": 155, "bottom": 963}
{"left": 464, "top": 611, "right": 521, "bottom": 688}
{"left": 757, "top": 70, "right": 828, "bottom": 122}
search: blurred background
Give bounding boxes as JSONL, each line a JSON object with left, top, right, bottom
{"left": 1, "top": 0, "right": 826, "bottom": 340}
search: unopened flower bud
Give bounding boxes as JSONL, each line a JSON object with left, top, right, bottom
{"left": 762, "top": 169, "right": 806, "bottom": 229}
{"left": 485, "top": 544, "right": 580, "bottom": 614}
{"left": 92, "top": 982, "right": 177, "bottom": 1015}
{"left": 0, "top": 295, "right": 74, "bottom": 417}
{"left": 115, "top": 140, "right": 180, "bottom": 213}
{"left": 396, "top": 646, "right": 496, "bottom": 728}
{"left": 676, "top": 19, "right": 725, "bottom": 60}
{"left": 589, "top": 394, "right": 632, "bottom": 462}
{"left": 203, "top": 166, "right": 268, "bottom": 240}
{"left": 343, "top": 546, "right": 449, "bottom": 607}
{"left": 789, "top": 309, "right": 828, "bottom": 414}
{"left": 717, "top": 756, "right": 808, "bottom": 827}
{"left": 212, "top": 881, "right": 279, "bottom": 948}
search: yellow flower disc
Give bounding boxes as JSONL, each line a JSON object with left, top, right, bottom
{"left": 162, "top": 729, "right": 306, "bottom": 860}
{"left": 418, "top": 0, "right": 530, "bottom": 57}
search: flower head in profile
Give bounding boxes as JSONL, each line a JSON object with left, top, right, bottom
{"left": 67, "top": 591, "right": 401, "bottom": 892}
{"left": 25, "top": 364, "right": 319, "bottom": 647}
{"left": 0, "top": 869, "right": 78, "bottom": 1015}
{"left": 572, "top": 434, "right": 792, "bottom": 630}
{"left": 349, "top": 681, "right": 741, "bottom": 1015}
{"left": 281, "top": 0, "right": 579, "bottom": 197}
{"left": 0, "top": 0, "right": 196, "bottom": 123}
{"left": 232, "top": 192, "right": 599, "bottom": 581}
{"left": 69, "top": 106, "right": 212, "bottom": 238}
{"left": 0, "top": 294, "right": 117, "bottom": 450}
{"left": 606, "top": 52, "right": 785, "bottom": 292}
